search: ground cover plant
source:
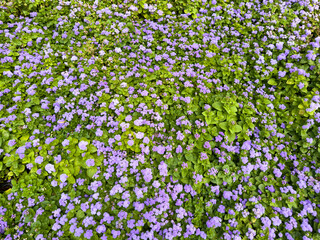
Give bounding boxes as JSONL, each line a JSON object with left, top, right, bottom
{"left": 0, "top": 0, "right": 320, "bottom": 239}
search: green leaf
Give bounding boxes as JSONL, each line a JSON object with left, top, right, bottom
{"left": 185, "top": 153, "right": 195, "bottom": 162}
{"left": 212, "top": 102, "right": 223, "bottom": 111}
{"left": 87, "top": 168, "right": 97, "bottom": 178}
{"left": 88, "top": 145, "right": 97, "bottom": 153}
{"left": 67, "top": 175, "right": 76, "bottom": 184}
{"left": 226, "top": 131, "right": 235, "bottom": 142}
{"left": 76, "top": 210, "right": 85, "bottom": 219}
{"left": 1, "top": 130, "right": 9, "bottom": 140}
{"left": 258, "top": 184, "right": 264, "bottom": 191}
{"left": 219, "top": 122, "right": 228, "bottom": 130}
{"left": 234, "top": 125, "right": 242, "bottom": 133}
{"left": 268, "top": 78, "right": 277, "bottom": 85}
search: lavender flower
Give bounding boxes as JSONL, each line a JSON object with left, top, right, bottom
{"left": 79, "top": 141, "right": 88, "bottom": 151}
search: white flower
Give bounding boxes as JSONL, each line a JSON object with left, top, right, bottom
{"left": 99, "top": 50, "right": 105, "bottom": 56}
{"left": 115, "top": 47, "right": 122, "bottom": 53}
{"left": 136, "top": 132, "right": 144, "bottom": 139}
{"left": 78, "top": 141, "right": 89, "bottom": 151}
{"left": 45, "top": 164, "right": 55, "bottom": 174}
{"left": 112, "top": 99, "right": 119, "bottom": 106}
{"left": 129, "top": 5, "right": 138, "bottom": 11}
{"left": 71, "top": 56, "right": 78, "bottom": 61}
{"left": 149, "top": 5, "right": 157, "bottom": 13}
{"left": 167, "top": 3, "right": 173, "bottom": 8}
{"left": 139, "top": 45, "right": 146, "bottom": 51}
{"left": 120, "top": 82, "right": 127, "bottom": 88}
{"left": 23, "top": 108, "right": 31, "bottom": 115}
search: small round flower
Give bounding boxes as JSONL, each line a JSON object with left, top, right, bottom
{"left": 96, "top": 225, "right": 106, "bottom": 234}
{"left": 120, "top": 82, "right": 127, "bottom": 88}
{"left": 86, "top": 159, "right": 95, "bottom": 167}
{"left": 128, "top": 140, "right": 134, "bottom": 146}
{"left": 45, "top": 164, "right": 55, "bottom": 174}
{"left": 60, "top": 174, "right": 68, "bottom": 183}
{"left": 79, "top": 141, "right": 89, "bottom": 151}
{"left": 8, "top": 140, "right": 16, "bottom": 147}
{"left": 62, "top": 139, "right": 69, "bottom": 147}
{"left": 71, "top": 56, "right": 78, "bottom": 61}
{"left": 115, "top": 47, "right": 122, "bottom": 53}
{"left": 35, "top": 156, "right": 44, "bottom": 164}
{"left": 135, "top": 132, "right": 144, "bottom": 139}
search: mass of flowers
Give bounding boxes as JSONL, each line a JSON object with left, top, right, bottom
{"left": 0, "top": 0, "right": 320, "bottom": 239}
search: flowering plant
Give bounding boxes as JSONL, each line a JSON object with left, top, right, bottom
{"left": 0, "top": 0, "right": 320, "bottom": 239}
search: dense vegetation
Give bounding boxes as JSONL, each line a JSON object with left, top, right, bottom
{"left": 1, "top": 0, "right": 320, "bottom": 239}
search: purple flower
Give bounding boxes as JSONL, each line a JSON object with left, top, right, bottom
{"left": 84, "top": 230, "right": 93, "bottom": 239}
{"left": 96, "top": 225, "right": 106, "bottom": 234}
{"left": 111, "top": 230, "right": 121, "bottom": 238}
{"left": 270, "top": 59, "right": 277, "bottom": 65}
{"left": 36, "top": 234, "right": 44, "bottom": 240}
{"left": 306, "top": 138, "right": 313, "bottom": 144}
{"left": 128, "top": 140, "right": 134, "bottom": 146}
{"left": 253, "top": 204, "right": 265, "bottom": 218}
{"left": 8, "top": 140, "right": 16, "bottom": 147}
{"left": 246, "top": 228, "right": 256, "bottom": 240}
{"left": 301, "top": 218, "right": 312, "bottom": 232}
{"left": 86, "top": 159, "right": 95, "bottom": 167}
{"left": 217, "top": 205, "right": 225, "bottom": 213}
{"left": 62, "top": 139, "right": 69, "bottom": 147}
{"left": 207, "top": 216, "right": 222, "bottom": 228}
{"left": 96, "top": 128, "right": 103, "bottom": 137}
{"left": 71, "top": 56, "right": 78, "bottom": 61}
{"left": 60, "top": 174, "right": 68, "bottom": 183}
{"left": 143, "top": 137, "right": 149, "bottom": 144}
{"left": 141, "top": 168, "right": 152, "bottom": 182}
{"left": 241, "top": 140, "right": 251, "bottom": 150}
{"left": 298, "top": 82, "right": 305, "bottom": 89}
{"left": 157, "top": 145, "right": 166, "bottom": 155}
{"left": 223, "top": 191, "right": 232, "bottom": 200}
{"left": 136, "top": 132, "right": 144, "bottom": 139}
{"left": 16, "top": 146, "right": 26, "bottom": 154}
{"left": 74, "top": 227, "right": 83, "bottom": 237}
{"left": 278, "top": 71, "right": 286, "bottom": 78}
{"left": 114, "top": 47, "right": 122, "bottom": 53}
{"left": 79, "top": 141, "right": 88, "bottom": 151}
{"left": 271, "top": 216, "right": 282, "bottom": 226}
{"left": 152, "top": 181, "right": 160, "bottom": 188}
{"left": 158, "top": 161, "right": 168, "bottom": 176}
{"left": 176, "top": 145, "right": 183, "bottom": 153}
{"left": 276, "top": 42, "right": 284, "bottom": 50}
{"left": 45, "top": 164, "right": 55, "bottom": 174}
{"left": 35, "top": 156, "right": 44, "bottom": 164}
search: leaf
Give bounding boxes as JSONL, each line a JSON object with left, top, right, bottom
{"left": 212, "top": 102, "right": 223, "bottom": 111}
{"left": 219, "top": 122, "right": 228, "bottom": 131}
{"left": 268, "top": 78, "right": 277, "bottom": 85}
{"left": 76, "top": 210, "right": 85, "bottom": 219}
{"left": 234, "top": 125, "right": 242, "bottom": 133}
{"left": 258, "top": 184, "right": 264, "bottom": 191}
{"left": 88, "top": 145, "right": 97, "bottom": 153}
{"left": 20, "top": 135, "right": 29, "bottom": 141}
{"left": 226, "top": 131, "right": 235, "bottom": 142}
{"left": 286, "top": 79, "right": 294, "bottom": 84}
{"left": 1, "top": 130, "right": 9, "bottom": 140}
{"left": 185, "top": 153, "right": 195, "bottom": 162}
{"left": 87, "top": 168, "right": 97, "bottom": 178}
{"left": 67, "top": 176, "right": 75, "bottom": 184}
{"left": 73, "top": 165, "right": 81, "bottom": 176}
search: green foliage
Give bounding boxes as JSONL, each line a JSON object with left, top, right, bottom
{"left": 0, "top": 0, "right": 320, "bottom": 239}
